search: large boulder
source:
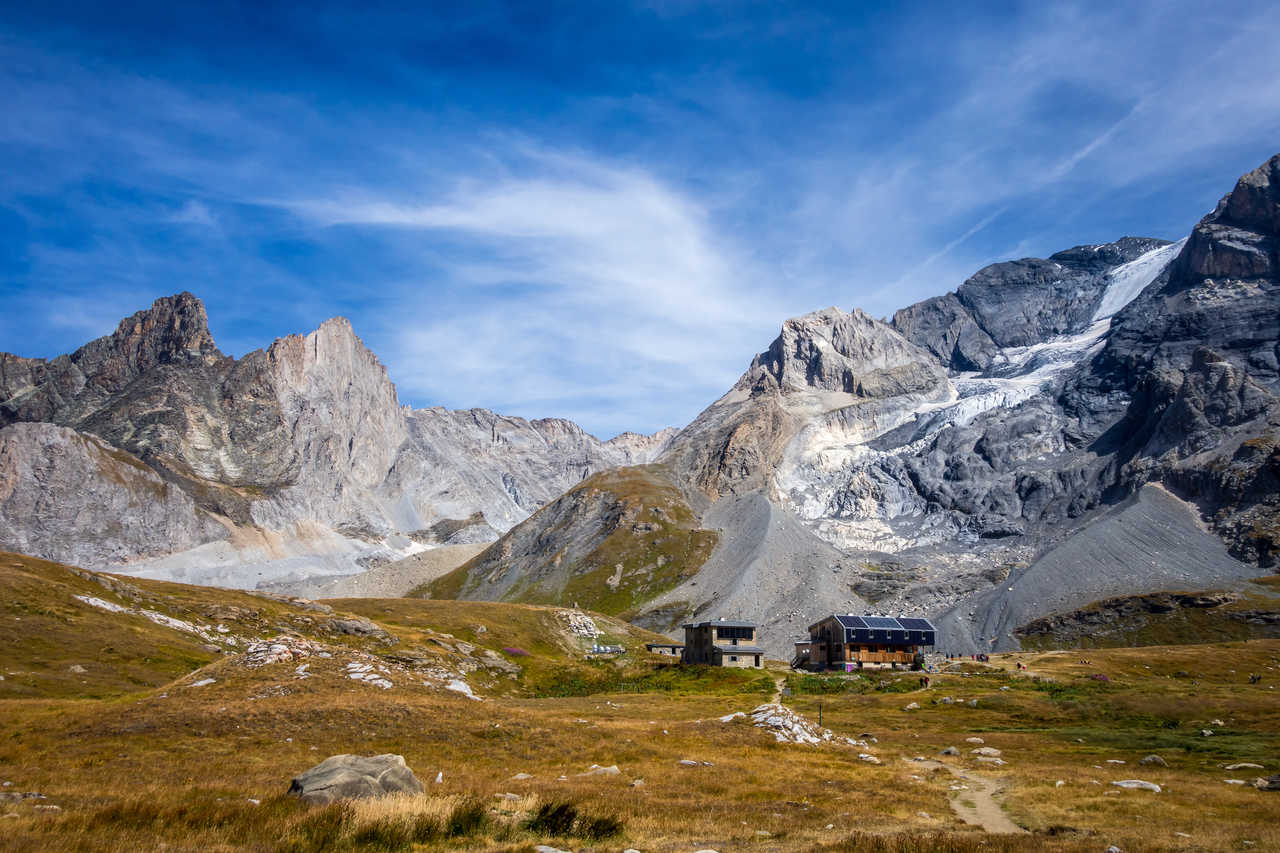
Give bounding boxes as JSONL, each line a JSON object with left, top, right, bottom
{"left": 288, "top": 753, "right": 424, "bottom": 805}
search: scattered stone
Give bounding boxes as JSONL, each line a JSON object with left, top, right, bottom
{"left": 976, "top": 757, "right": 1006, "bottom": 766}
{"left": 1224, "top": 779, "right": 1246, "bottom": 785}
{"left": 971, "top": 747, "right": 1002, "bottom": 757}
{"left": 748, "top": 703, "right": 857, "bottom": 746}
{"left": 1209, "top": 719, "right": 1225, "bottom": 727}
{"left": 444, "top": 679, "right": 481, "bottom": 701}
{"left": 858, "top": 754, "right": 882, "bottom": 765}
{"left": 1225, "top": 763, "right": 1263, "bottom": 770}
{"left": 69, "top": 664, "right": 86, "bottom": 673}
{"left": 535, "top": 846, "right": 571, "bottom": 853}
{"left": 1105, "top": 759, "right": 1125, "bottom": 764}
{"left": 903, "top": 702, "right": 920, "bottom": 711}
{"left": 1110, "top": 780, "right": 1161, "bottom": 792}
{"left": 940, "top": 697, "right": 954, "bottom": 705}
{"left": 433, "top": 772, "right": 443, "bottom": 784}
{"left": 916, "top": 811, "right": 930, "bottom": 818}
{"left": 494, "top": 793, "right": 520, "bottom": 801}
{"left": 967, "top": 699, "right": 978, "bottom": 707}
{"left": 288, "top": 754, "right": 424, "bottom": 805}
{"left": 560, "top": 610, "right": 600, "bottom": 639}
{"left": 1055, "top": 780, "right": 1064, "bottom": 787}
{"left": 679, "top": 760, "right": 700, "bottom": 767}
{"left": 719, "top": 712, "right": 745, "bottom": 723}
{"left": 965, "top": 737, "right": 984, "bottom": 744}
{"left": 1200, "top": 729, "right": 1214, "bottom": 737}
{"left": 1138, "top": 755, "right": 1168, "bottom": 767}
{"left": 630, "top": 779, "right": 644, "bottom": 788}
{"left": 190, "top": 678, "right": 216, "bottom": 688}
{"left": 940, "top": 747, "right": 959, "bottom": 756}
{"left": 578, "top": 764, "right": 620, "bottom": 777}
{"left": 32, "top": 805, "right": 61, "bottom": 812}
{"left": 245, "top": 636, "right": 323, "bottom": 668}
{"left": 247, "top": 798, "right": 260, "bottom": 805}
{"left": 1254, "top": 775, "right": 1280, "bottom": 791}
{"left": 510, "top": 772, "right": 534, "bottom": 780}
{"left": 345, "top": 662, "right": 393, "bottom": 690}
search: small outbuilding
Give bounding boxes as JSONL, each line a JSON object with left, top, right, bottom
{"left": 645, "top": 642, "right": 685, "bottom": 658}
{"left": 681, "top": 618, "right": 764, "bottom": 668}
{"left": 794, "top": 614, "right": 935, "bottom": 671}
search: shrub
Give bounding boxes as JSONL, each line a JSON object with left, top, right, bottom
{"left": 446, "top": 798, "right": 488, "bottom": 837}
{"left": 525, "top": 801, "right": 578, "bottom": 836}
{"left": 524, "top": 800, "right": 624, "bottom": 840}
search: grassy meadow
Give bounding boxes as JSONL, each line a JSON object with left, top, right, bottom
{"left": 2, "top": 552, "right": 1279, "bottom": 851}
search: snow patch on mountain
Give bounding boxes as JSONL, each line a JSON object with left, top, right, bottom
{"left": 1092, "top": 238, "right": 1186, "bottom": 322}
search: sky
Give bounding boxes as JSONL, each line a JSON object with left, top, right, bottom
{"left": 2, "top": 1, "right": 1278, "bottom": 438}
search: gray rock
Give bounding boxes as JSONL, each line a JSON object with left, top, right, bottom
{"left": 940, "top": 747, "right": 959, "bottom": 756}
{"left": 287, "top": 753, "right": 424, "bottom": 805}
{"left": 1111, "top": 780, "right": 1161, "bottom": 792}
{"left": 1254, "top": 775, "right": 1280, "bottom": 791}
{"left": 1138, "top": 755, "right": 1168, "bottom": 767}
{"left": 577, "top": 764, "right": 620, "bottom": 777}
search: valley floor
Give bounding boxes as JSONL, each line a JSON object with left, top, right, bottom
{"left": 2, "top": 553, "right": 1279, "bottom": 852}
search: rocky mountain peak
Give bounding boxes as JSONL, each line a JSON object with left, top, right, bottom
{"left": 73, "top": 292, "right": 220, "bottom": 386}
{"left": 1166, "top": 153, "right": 1279, "bottom": 287}
{"left": 1222, "top": 153, "right": 1279, "bottom": 233}
{"left": 746, "top": 306, "right": 949, "bottom": 399}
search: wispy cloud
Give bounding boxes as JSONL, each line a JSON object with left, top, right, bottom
{"left": 2, "top": 1, "right": 1279, "bottom": 436}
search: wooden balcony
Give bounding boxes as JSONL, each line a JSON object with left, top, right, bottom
{"left": 850, "top": 650, "right": 915, "bottom": 664}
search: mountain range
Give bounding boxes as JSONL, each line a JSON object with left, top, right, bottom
{"left": 3, "top": 152, "right": 1277, "bottom": 655}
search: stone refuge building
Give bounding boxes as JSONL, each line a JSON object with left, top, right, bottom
{"left": 680, "top": 618, "right": 764, "bottom": 668}
{"left": 794, "top": 614, "right": 936, "bottom": 671}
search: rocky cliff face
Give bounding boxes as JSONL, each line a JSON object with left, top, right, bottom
{"left": 0, "top": 423, "right": 224, "bottom": 567}
{"left": 441, "top": 153, "right": 1280, "bottom": 656}
{"left": 0, "top": 299, "right": 673, "bottom": 585}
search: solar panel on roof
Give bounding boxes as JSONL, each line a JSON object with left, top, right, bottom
{"left": 841, "top": 615, "right": 868, "bottom": 629}
{"left": 863, "top": 616, "right": 900, "bottom": 629}
{"left": 898, "top": 618, "right": 935, "bottom": 630}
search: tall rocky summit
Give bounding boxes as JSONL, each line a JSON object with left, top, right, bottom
{"left": 0, "top": 297, "right": 674, "bottom": 585}
{"left": 434, "top": 153, "right": 1280, "bottom": 655}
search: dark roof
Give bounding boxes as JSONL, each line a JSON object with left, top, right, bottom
{"left": 681, "top": 619, "right": 757, "bottom": 629}
{"left": 714, "top": 645, "right": 766, "bottom": 655}
{"left": 823, "top": 614, "right": 937, "bottom": 632}
{"left": 645, "top": 642, "right": 685, "bottom": 648}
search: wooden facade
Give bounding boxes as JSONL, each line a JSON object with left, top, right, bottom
{"left": 794, "top": 614, "right": 936, "bottom": 671}
{"left": 681, "top": 619, "right": 764, "bottom": 668}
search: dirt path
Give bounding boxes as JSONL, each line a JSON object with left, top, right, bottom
{"left": 908, "top": 758, "right": 1026, "bottom": 834}
{"left": 770, "top": 675, "right": 785, "bottom": 704}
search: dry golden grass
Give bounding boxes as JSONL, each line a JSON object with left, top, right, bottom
{"left": 3, "top": 552, "right": 1279, "bottom": 851}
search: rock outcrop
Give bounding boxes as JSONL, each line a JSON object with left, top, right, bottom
{"left": 0, "top": 422, "right": 224, "bottom": 566}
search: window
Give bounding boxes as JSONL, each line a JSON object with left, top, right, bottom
{"left": 729, "top": 655, "right": 738, "bottom": 662}
{"left": 716, "top": 625, "right": 753, "bottom": 641}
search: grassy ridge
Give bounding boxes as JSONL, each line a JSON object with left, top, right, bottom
{"left": 421, "top": 465, "right": 717, "bottom": 620}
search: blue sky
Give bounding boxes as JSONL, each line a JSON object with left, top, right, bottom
{"left": 2, "top": 1, "right": 1278, "bottom": 437}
